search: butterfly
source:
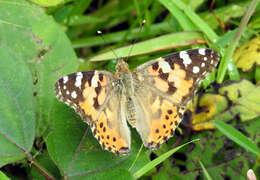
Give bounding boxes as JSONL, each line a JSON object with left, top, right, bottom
{"left": 55, "top": 48, "right": 220, "bottom": 155}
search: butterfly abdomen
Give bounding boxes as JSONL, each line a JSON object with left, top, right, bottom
{"left": 126, "top": 97, "right": 137, "bottom": 127}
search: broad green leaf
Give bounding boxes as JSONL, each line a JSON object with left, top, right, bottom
{"left": 89, "top": 32, "right": 204, "bottom": 61}
{"left": 0, "top": 47, "right": 35, "bottom": 167}
{"left": 46, "top": 102, "right": 149, "bottom": 179}
{"left": 214, "top": 120, "right": 260, "bottom": 156}
{"left": 0, "top": 0, "right": 78, "bottom": 136}
{"left": 216, "top": 79, "right": 260, "bottom": 122}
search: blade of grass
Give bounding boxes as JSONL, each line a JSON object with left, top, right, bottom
{"left": 89, "top": 31, "right": 205, "bottom": 61}
{"left": 128, "top": 144, "right": 144, "bottom": 172}
{"left": 171, "top": 0, "right": 219, "bottom": 43}
{"left": 213, "top": 120, "right": 260, "bottom": 156}
{"left": 67, "top": 15, "right": 104, "bottom": 26}
{"left": 158, "top": 0, "right": 197, "bottom": 31}
{"left": 72, "top": 22, "right": 173, "bottom": 48}
{"left": 199, "top": 160, "right": 212, "bottom": 180}
{"left": 70, "top": 0, "right": 92, "bottom": 15}
{"left": 217, "top": 0, "right": 259, "bottom": 83}
{"left": 0, "top": 171, "right": 10, "bottom": 180}
{"left": 227, "top": 60, "right": 240, "bottom": 80}
{"left": 255, "top": 66, "right": 260, "bottom": 82}
{"left": 132, "top": 139, "right": 200, "bottom": 179}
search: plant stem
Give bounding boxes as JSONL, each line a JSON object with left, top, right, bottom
{"left": 217, "top": 0, "right": 259, "bottom": 83}
{"left": 27, "top": 154, "right": 56, "bottom": 180}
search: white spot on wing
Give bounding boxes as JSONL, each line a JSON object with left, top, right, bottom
{"left": 63, "top": 76, "right": 68, "bottom": 83}
{"left": 57, "top": 85, "right": 62, "bottom": 95}
{"left": 198, "top": 48, "right": 206, "bottom": 56}
{"left": 63, "top": 85, "right": 67, "bottom": 89}
{"left": 71, "top": 91, "right": 77, "bottom": 99}
{"left": 201, "top": 62, "right": 205, "bottom": 67}
{"left": 203, "top": 57, "right": 207, "bottom": 61}
{"left": 158, "top": 60, "right": 171, "bottom": 73}
{"left": 75, "top": 72, "right": 83, "bottom": 88}
{"left": 66, "top": 90, "right": 70, "bottom": 95}
{"left": 180, "top": 51, "right": 192, "bottom": 67}
{"left": 91, "top": 72, "right": 99, "bottom": 87}
{"left": 193, "top": 66, "right": 200, "bottom": 74}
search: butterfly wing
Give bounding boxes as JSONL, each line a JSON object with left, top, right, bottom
{"left": 132, "top": 48, "right": 220, "bottom": 149}
{"left": 55, "top": 71, "right": 131, "bottom": 155}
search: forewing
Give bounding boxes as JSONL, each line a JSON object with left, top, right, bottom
{"left": 132, "top": 48, "right": 220, "bottom": 149}
{"left": 55, "top": 71, "right": 131, "bottom": 155}
{"left": 134, "top": 48, "right": 220, "bottom": 105}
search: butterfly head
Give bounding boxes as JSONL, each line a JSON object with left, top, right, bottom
{"left": 116, "top": 59, "right": 129, "bottom": 72}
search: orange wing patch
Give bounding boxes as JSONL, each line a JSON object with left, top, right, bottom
{"left": 168, "top": 63, "right": 193, "bottom": 103}
{"left": 147, "top": 100, "right": 181, "bottom": 149}
{"left": 93, "top": 111, "right": 130, "bottom": 155}
{"left": 148, "top": 60, "right": 193, "bottom": 103}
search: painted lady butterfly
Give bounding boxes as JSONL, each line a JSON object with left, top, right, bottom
{"left": 55, "top": 48, "right": 220, "bottom": 155}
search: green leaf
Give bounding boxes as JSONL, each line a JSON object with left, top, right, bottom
{"left": 133, "top": 139, "right": 200, "bottom": 179}
{"left": 0, "top": 0, "right": 78, "bottom": 136}
{"left": 89, "top": 31, "right": 204, "bottom": 61}
{"left": 216, "top": 79, "right": 260, "bottom": 122}
{"left": 0, "top": 46, "right": 35, "bottom": 167}
{"left": 213, "top": 120, "right": 260, "bottom": 156}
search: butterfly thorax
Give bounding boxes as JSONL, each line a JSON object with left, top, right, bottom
{"left": 115, "top": 59, "right": 135, "bottom": 97}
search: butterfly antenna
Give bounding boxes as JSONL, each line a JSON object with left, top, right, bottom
{"left": 126, "top": 19, "right": 146, "bottom": 60}
{"left": 97, "top": 30, "right": 119, "bottom": 60}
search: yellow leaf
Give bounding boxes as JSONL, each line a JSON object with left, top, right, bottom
{"left": 233, "top": 37, "right": 260, "bottom": 72}
{"left": 187, "top": 94, "right": 228, "bottom": 131}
